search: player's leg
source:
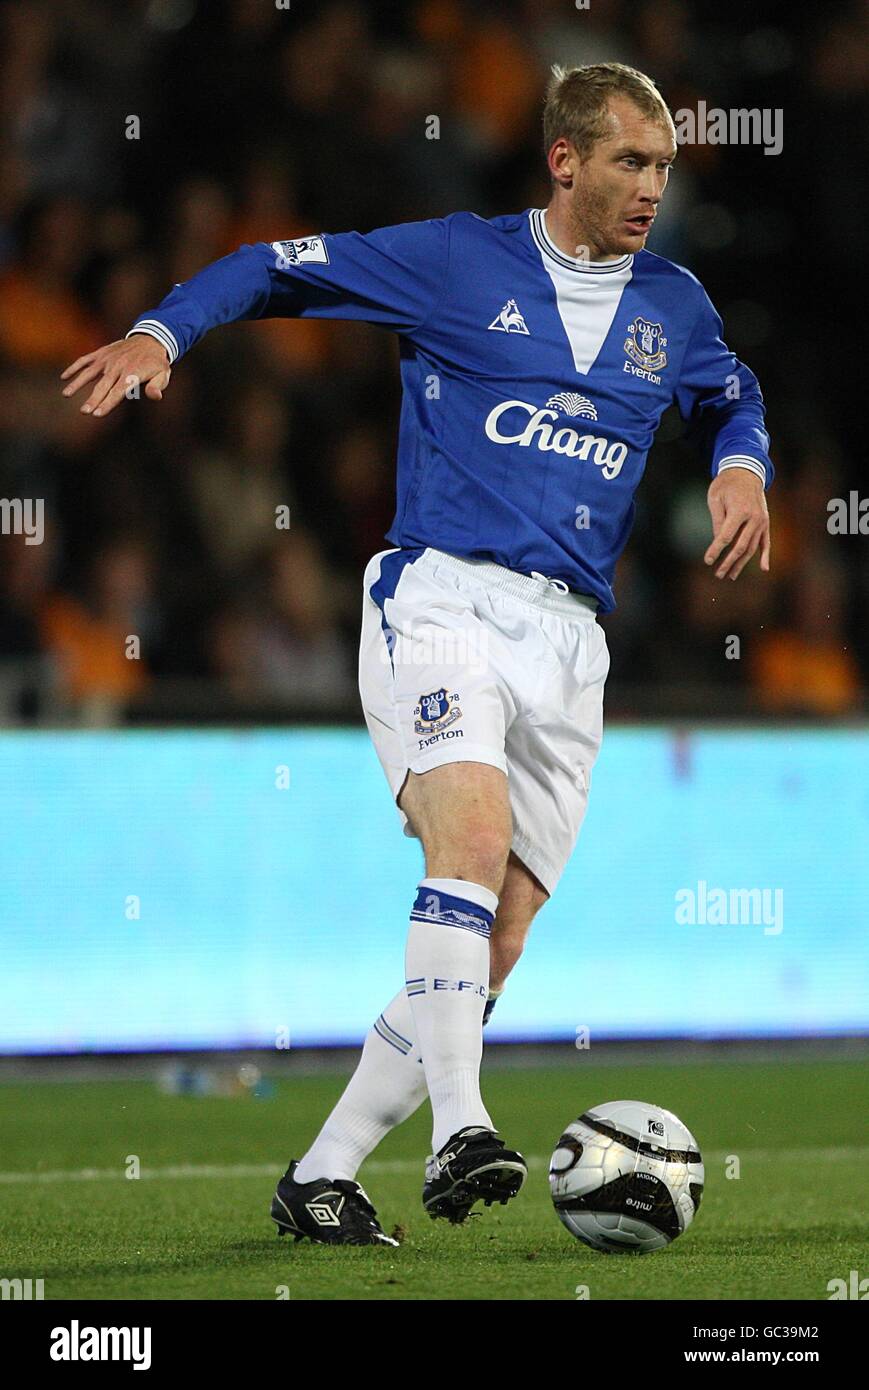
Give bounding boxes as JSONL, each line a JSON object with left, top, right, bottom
{"left": 399, "top": 760, "right": 514, "bottom": 892}
{"left": 290, "top": 851, "right": 545, "bottom": 1201}
{"left": 486, "top": 850, "right": 550, "bottom": 1020}
{"left": 275, "top": 855, "right": 547, "bottom": 1239}
{"left": 398, "top": 759, "right": 511, "bottom": 1139}
{"left": 292, "top": 985, "right": 426, "bottom": 1187}
{"left": 272, "top": 550, "right": 530, "bottom": 1238}
{"left": 397, "top": 760, "right": 529, "bottom": 1218}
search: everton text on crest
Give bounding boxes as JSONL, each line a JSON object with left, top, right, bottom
{"left": 413, "top": 688, "right": 463, "bottom": 737}
{"left": 624, "top": 317, "right": 668, "bottom": 385}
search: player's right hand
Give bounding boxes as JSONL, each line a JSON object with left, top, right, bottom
{"left": 60, "top": 335, "right": 172, "bottom": 417}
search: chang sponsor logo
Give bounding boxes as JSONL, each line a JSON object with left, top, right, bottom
{"left": 484, "top": 398, "right": 628, "bottom": 479}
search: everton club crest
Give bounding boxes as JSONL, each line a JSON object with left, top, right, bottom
{"left": 413, "top": 688, "right": 462, "bottom": 735}
{"left": 624, "top": 317, "right": 668, "bottom": 371}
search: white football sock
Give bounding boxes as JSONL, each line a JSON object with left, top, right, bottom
{"left": 293, "top": 985, "right": 429, "bottom": 1184}
{"left": 405, "top": 876, "right": 497, "bottom": 1152}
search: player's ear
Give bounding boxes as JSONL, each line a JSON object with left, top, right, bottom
{"left": 548, "top": 138, "right": 577, "bottom": 189}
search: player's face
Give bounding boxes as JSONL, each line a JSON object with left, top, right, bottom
{"left": 570, "top": 97, "right": 676, "bottom": 258}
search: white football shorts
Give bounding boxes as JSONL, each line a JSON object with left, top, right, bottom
{"left": 358, "top": 546, "right": 610, "bottom": 897}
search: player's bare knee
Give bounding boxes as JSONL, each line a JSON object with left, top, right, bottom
{"left": 424, "top": 826, "right": 511, "bottom": 895}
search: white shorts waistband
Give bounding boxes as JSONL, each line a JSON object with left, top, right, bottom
{"left": 415, "top": 548, "right": 599, "bottom": 618}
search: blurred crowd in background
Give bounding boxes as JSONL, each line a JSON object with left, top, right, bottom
{"left": 0, "top": 0, "right": 866, "bottom": 723}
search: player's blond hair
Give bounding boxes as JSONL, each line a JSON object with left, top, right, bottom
{"left": 543, "top": 62, "right": 674, "bottom": 160}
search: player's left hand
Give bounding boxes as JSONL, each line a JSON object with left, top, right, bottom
{"left": 704, "top": 469, "right": 771, "bottom": 580}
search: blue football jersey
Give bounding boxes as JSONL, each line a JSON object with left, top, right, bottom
{"left": 129, "top": 208, "right": 772, "bottom": 611}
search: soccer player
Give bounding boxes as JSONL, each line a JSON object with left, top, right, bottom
{"left": 61, "top": 64, "right": 771, "bottom": 1246}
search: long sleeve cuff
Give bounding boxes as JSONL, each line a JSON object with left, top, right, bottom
{"left": 125, "top": 320, "right": 180, "bottom": 365}
{"left": 715, "top": 455, "right": 767, "bottom": 487}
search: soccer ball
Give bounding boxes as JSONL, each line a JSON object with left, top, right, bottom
{"left": 549, "top": 1099, "right": 704, "bottom": 1254}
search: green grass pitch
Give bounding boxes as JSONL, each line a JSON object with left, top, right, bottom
{"left": 1, "top": 1057, "right": 865, "bottom": 1300}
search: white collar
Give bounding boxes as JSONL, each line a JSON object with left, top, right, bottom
{"left": 530, "top": 208, "right": 633, "bottom": 275}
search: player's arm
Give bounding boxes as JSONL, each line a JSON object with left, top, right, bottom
{"left": 675, "top": 288, "right": 773, "bottom": 580}
{"left": 61, "top": 221, "right": 450, "bottom": 418}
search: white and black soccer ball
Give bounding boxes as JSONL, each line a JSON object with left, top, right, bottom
{"left": 549, "top": 1100, "right": 704, "bottom": 1254}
